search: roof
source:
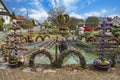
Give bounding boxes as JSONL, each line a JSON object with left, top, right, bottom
{"left": 0, "top": 0, "right": 11, "bottom": 16}
{"left": 16, "top": 15, "right": 27, "bottom": 20}
{"left": 112, "top": 16, "right": 120, "bottom": 26}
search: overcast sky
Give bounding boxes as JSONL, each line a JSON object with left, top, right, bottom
{"left": 3, "top": 0, "right": 120, "bottom": 22}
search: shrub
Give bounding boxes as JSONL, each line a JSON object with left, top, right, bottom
{"left": 0, "top": 19, "right": 3, "bottom": 31}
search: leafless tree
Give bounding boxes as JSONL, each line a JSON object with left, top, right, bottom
{"left": 47, "top": 6, "right": 66, "bottom": 27}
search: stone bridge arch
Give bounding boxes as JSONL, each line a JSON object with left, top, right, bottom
{"left": 58, "top": 48, "right": 86, "bottom": 69}
{"left": 29, "top": 48, "right": 55, "bottom": 67}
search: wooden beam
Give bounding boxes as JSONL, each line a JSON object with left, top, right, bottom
{"left": 0, "top": 12, "right": 10, "bottom": 15}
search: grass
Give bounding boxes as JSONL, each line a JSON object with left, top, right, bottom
{"left": 0, "top": 39, "right": 3, "bottom": 49}
{"left": 19, "top": 65, "right": 26, "bottom": 70}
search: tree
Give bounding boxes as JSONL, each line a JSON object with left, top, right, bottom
{"left": 42, "top": 20, "right": 48, "bottom": 25}
{"left": 47, "top": 6, "right": 66, "bottom": 27}
{"left": 67, "top": 17, "right": 84, "bottom": 30}
{"left": 42, "top": 20, "right": 57, "bottom": 29}
{"left": 11, "top": 12, "right": 16, "bottom": 20}
{"left": 0, "top": 19, "right": 3, "bottom": 31}
{"left": 0, "top": 18, "right": 4, "bottom": 31}
{"left": 85, "top": 16, "right": 99, "bottom": 27}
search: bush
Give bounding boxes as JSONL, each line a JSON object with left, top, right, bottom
{"left": 0, "top": 19, "right": 3, "bottom": 31}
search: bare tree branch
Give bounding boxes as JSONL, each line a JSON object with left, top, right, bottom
{"left": 47, "top": 6, "right": 66, "bottom": 27}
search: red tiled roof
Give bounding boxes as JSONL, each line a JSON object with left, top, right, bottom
{"left": 16, "top": 15, "right": 27, "bottom": 20}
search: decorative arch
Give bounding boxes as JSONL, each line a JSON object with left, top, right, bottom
{"left": 22, "top": 36, "right": 27, "bottom": 43}
{"left": 1, "top": 44, "right": 7, "bottom": 51}
{"left": 87, "top": 36, "right": 96, "bottom": 42}
{"left": 1, "top": 44, "right": 9, "bottom": 61}
{"left": 108, "top": 38, "right": 119, "bottom": 44}
{"left": 58, "top": 48, "right": 86, "bottom": 69}
{"left": 35, "top": 35, "right": 44, "bottom": 42}
{"left": 44, "top": 35, "right": 50, "bottom": 40}
{"left": 29, "top": 48, "right": 55, "bottom": 67}
{"left": 108, "top": 38, "right": 119, "bottom": 47}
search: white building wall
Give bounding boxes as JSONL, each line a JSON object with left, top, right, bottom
{"left": 2, "top": 15, "right": 11, "bottom": 24}
{"left": 0, "top": 15, "right": 11, "bottom": 24}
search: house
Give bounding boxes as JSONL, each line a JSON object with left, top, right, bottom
{"left": 16, "top": 15, "right": 28, "bottom": 24}
{"left": 16, "top": 15, "right": 34, "bottom": 29}
{"left": 97, "top": 17, "right": 113, "bottom": 31}
{"left": 112, "top": 16, "right": 120, "bottom": 27}
{"left": 77, "top": 23, "right": 94, "bottom": 31}
{"left": 0, "top": 0, "right": 11, "bottom": 24}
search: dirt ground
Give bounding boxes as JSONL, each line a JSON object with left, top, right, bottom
{"left": 0, "top": 64, "right": 120, "bottom": 80}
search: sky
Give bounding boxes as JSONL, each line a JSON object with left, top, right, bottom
{"left": 2, "top": 0, "right": 120, "bottom": 23}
